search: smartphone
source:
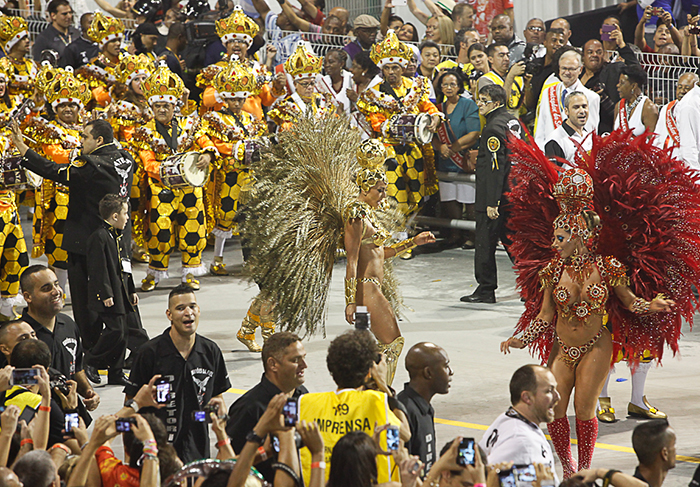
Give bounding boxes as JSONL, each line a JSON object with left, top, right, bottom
{"left": 10, "top": 368, "right": 40, "bottom": 386}
{"left": 354, "top": 305, "right": 371, "bottom": 331}
{"left": 272, "top": 434, "right": 280, "bottom": 453}
{"left": 115, "top": 417, "right": 136, "bottom": 432}
{"left": 393, "top": 0, "right": 407, "bottom": 5}
{"left": 155, "top": 378, "right": 171, "bottom": 404}
{"left": 456, "top": 437, "right": 475, "bottom": 467}
{"left": 690, "top": 5, "right": 700, "bottom": 34}
{"left": 512, "top": 464, "right": 537, "bottom": 487}
{"left": 65, "top": 412, "right": 79, "bottom": 435}
{"left": 283, "top": 398, "right": 298, "bottom": 428}
{"left": 386, "top": 426, "right": 400, "bottom": 451}
{"left": 601, "top": 23, "right": 615, "bottom": 42}
{"left": 498, "top": 468, "right": 517, "bottom": 487}
{"left": 192, "top": 410, "right": 211, "bottom": 423}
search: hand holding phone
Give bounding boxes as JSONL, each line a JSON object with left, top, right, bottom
{"left": 115, "top": 417, "right": 136, "bottom": 432}
{"left": 155, "top": 378, "right": 171, "bottom": 404}
{"left": 456, "top": 437, "right": 475, "bottom": 466}
{"left": 64, "top": 412, "right": 80, "bottom": 436}
{"left": 386, "top": 425, "right": 400, "bottom": 451}
{"left": 282, "top": 398, "right": 298, "bottom": 427}
{"left": 10, "top": 368, "right": 40, "bottom": 386}
{"left": 601, "top": 24, "right": 615, "bottom": 42}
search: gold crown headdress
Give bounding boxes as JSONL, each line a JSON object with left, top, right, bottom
{"left": 213, "top": 58, "right": 259, "bottom": 99}
{"left": 216, "top": 6, "right": 259, "bottom": 47}
{"left": 552, "top": 168, "right": 595, "bottom": 241}
{"left": 142, "top": 65, "right": 184, "bottom": 105}
{"left": 0, "top": 16, "right": 28, "bottom": 53}
{"left": 284, "top": 42, "right": 322, "bottom": 81}
{"left": 87, "top": 12, "right": 125, "bottom": 48}
{"left": 356, "top": 139, "right": 387, "bottom": 193}
{"left": 45, "top": 68, "right": 91, "bottom": 109}
{"left": 35, "top": 62, "right": 60, "bottom": 93}
{"left": 370, "top": 30, "right": 412, "bottom": 68}
{"left": 115, "top": 53, "right": 155, "bottom": 86}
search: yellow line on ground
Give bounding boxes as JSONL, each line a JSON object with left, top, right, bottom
{"left": 226, "top": 388, "right": 699, "bottom": 464}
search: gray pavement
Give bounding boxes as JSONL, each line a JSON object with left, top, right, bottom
{"left": 23, "top": 220, "right": 700, "bottom": 485}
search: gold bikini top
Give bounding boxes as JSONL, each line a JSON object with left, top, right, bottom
{"left": 343, "top": 201, "right": 391, "bottom": 247}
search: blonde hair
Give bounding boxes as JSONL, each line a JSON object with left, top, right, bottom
{"left": 435, "top": 16, "right": 454, "bottom": 53}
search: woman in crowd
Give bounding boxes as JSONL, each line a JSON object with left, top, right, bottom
{"left": 347, "top": 50, "right": 379, "bottom": 138}
{"left": 467, "top": 43, "right": 490, "bottom": 94}
{"left": 397, "top": 22, "right": 419, "bottom": 43}
{"left": 433, "top": 69, "right": 480, "bottom": 247}
{"left": 425, "top": 15, "right": 454, "bottom": 53}
{"left": 322, "top": 49, "right": 354, "bottom": 117}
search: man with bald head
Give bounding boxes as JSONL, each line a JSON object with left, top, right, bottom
{"left": 0, "top": 319, "right": 36, "bottom": 367}
{"left": 329, "top": 6, "right": 348, "bottom": 32}
{"left": 397, "top": 342, "right": 453, "bottom": 473}
{"left": 490, "top": 14, "right": 526, "bottom": 67}
{"left": 550, "top": 18, "right": 571, "bottom": 44}
{"left": 0, "top": 467, "right": 23, "bottom": 487}
{"left": 654, "top": 72, "right": 699, "bottom": 160}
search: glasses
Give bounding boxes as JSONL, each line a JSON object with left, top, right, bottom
{"left": 476, "top": 99, "right": 494, "bottom": 105}
{"left": 297, "top": 81, "right": 315, "bottom": 88}
{"left": 442, "top": 83, "right": 459, "bottom": 88}
{"left": 560, "top": 67, "right": 580, "bottom": 73}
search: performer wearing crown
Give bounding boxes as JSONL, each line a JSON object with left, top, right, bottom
{"left": 23, "top": 68, "right": 91, "bottom": 294}
{"left": 500, "top": 129, "right": 700, "bottom": 478}
{"left": 77, "top": 12, "right": 125, "bottom": 108}
{"left": 107, "top": 54, "right": 155, "bottom": 263}
{"left": 132, "top": 66, "right": 218, "bottom": 292}
{"left": 356, "top": 31, "right": 442, "bottom": 226}
{"left": 267, "top": 43, "right": 336, "bottom": 131}
{"left": 344, "top": 139, "right": 435, "bottom": 384}
{"left": 197, "top": 6, "right": 285, "bottom": 120}
{"left": 0, "top": 16, "right": 38, "bottom": 100}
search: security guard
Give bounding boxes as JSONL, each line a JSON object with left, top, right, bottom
{"left": 461, "top": 84, "right": 520, "bottom": 304}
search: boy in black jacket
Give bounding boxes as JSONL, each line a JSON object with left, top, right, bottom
{"left": 84, "top": 195, "right": 139, "bottom": 386}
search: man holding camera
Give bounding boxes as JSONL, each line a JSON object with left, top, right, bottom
{"left": 124, "top": 284, "right": 231, "bottom": 463}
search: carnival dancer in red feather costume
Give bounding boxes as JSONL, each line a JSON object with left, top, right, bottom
{"left": 500, "top": 129, "right": 700, "bottom": 478}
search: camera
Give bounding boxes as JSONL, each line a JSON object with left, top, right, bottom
{"left": 354, "top": 306, "right": 371, "bottom": 330}
{"left": 192, "top": 403, "right": 222, "bottom": 423}
{"left": 468, "top": 69, "right": 484, "bottom": 82}
{"left": 116, "top": 417, "right": 136, "bottom": 432}
{"left": 518, "top": 44, "right": 541, "bottom": 77}
{"left": 49, "top": 369, "right": 70, "bottom": 396}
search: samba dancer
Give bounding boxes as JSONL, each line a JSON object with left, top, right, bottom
{"left": 107, "top": 54, "right": 155, "bottom": 263}
{"left": 131, "top": 66, "right": 217, "bottom": 292}
{"left": 0, "top": 16, "right": 38, "bottom": 100}
{"left": 267, "top": 43, "right": 336, "bottom": 132}
{"left": 196, "top": 6, "right": 286, "bottom": 120}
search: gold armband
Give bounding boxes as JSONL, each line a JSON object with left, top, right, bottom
{"left": 390, "top": 238, "right": 417, "bottom": 256}
{"left": 345, "top": 278, "right": 357, "bottom": 306}
{"left": 521, "top": 317, "right": 551, "bottom": 345}
{"left": 630, "top": 293, "right": 665, "bottom": 314}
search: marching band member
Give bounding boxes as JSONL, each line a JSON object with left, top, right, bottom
{"left": 0, "top": 16, "right": 38, "bottom": 101}
{"left": 131, "top": 66, "right": 217, "bottom": 292}
{"left": 23, "top": 68, "right": 91, "bottom": 295}
{"left": 267, "top": 42, "right": 335, "bottom": 132}
{"left": 196, "top": 6, "right": 286, "bottom": 120}
{"left": 77, "top": 12, "right": 126, "bottom": 108}
{"left": 107, "top": 54, "right": 155, "bottom": 263}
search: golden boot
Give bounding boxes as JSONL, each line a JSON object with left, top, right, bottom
{"left": 377, "top": 336, "right": 405, "bottom": 387}
{"left": 597, "top": 397, "right": 616, "bottom": 423}
{"left": 237, "top": 310, "right": 262, "bottom": 352}
{"left": 210, "top": 256, "right": 229, "bottom": 276}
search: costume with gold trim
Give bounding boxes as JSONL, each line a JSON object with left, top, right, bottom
{"left": 0, "top": 16, "right": 37, "bottom": 99}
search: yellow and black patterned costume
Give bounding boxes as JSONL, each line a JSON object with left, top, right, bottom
{"left": 131, "top": 66, "right": 217, "bottom": 291}
{"left": 0, "top": 16, "right": 37, "bottom": 100}
{"left": 357, "top": 32, "right": 442, "bottom": 216}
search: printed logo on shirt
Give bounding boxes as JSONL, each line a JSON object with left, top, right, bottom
{"left": 507, "top": 119, "right": 522, "bottom": 139}
{"left": 191, "top": 367, "right": 213, "bottom": 408}
{"left": 114, "top": 156, "right": 133, "bottom": 197}
{"left": 487, "top": 429, "right": 499, "bottom": 448}
{"left": 62, "top": 337, "right": 78, "bottom": 376}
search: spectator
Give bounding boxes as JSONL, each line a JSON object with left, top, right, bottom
{"left": 417, "top": 40, "right": 441, "bottom": 80}
{"left": 158, "top": 8, "right": 182, "bottom": 35}
{"left": 436, "top": 28, "right": 481, "bottom": 78}
{"left": 614, "top": 64, "right": 659, "bottom": 135}
{"left": 343, "top": 15, "right": 380, "bottom": 67}
{"left": 19, "top": 265, "right": 101, "bottom": 416}
{"left": 397, "top": 342, "right": 453, "bottom": 473}
{"left": 460, "top": 84, "right": 520, "bottom": 304}
{"left": 433, "top": 69, "right": 480, "bottom": 246}
{"left": 32, "top": 0, "right": 81, "bottom": 60}
{"left": 297, "top": 0, "right": 326, "bottom": 26}
{"left": 452, "top": 3, "right": 475, "bottom": 32}
{"left": 425, "top": 15, "right": 455, "bottom": 50}
{"left": 407, "top": 0, "right": 445, "bottom": 26}
{"left": 252, "top": 0, "right": 302, "bottom": 66}
{"left": 322, "top": 49, "right": 353, "bottom": 116}
{"left": 347, "top": 50, "right": 379, "bottom": 136}
{"left": 550, "top": 18, "right": 572, "bottom": 45}
{"left": 0, "top": 320, "right": 36, "bottom": 367}
{"left": 298, "top": 330, "right": 404, "bottom": 484}
{"left": 676, "top": 70, "right": 700, "bottom": 170}
{"left": 476, "top": 43, "right": 527, "bottom": 118}
{"left": 132, "top": 22, "right": 161, "bottom": 64}
{"left": 479, "top": 365, "right": 559, "bottom": 483}
{"left": 226, "top": 332, "right": 309, "bottom": 483}
{"left": 470, "top": 0, "right": 513, "bottom": 40}
{"left": 328, "top": 6, "right": 349, "bottom": 33}
{"left": 59, "top": 12, "right": 99, "bottom": 69}
{"left": 600, "top": 16, "right": 624, "bottom": 55}
{"left": 632, "top": 420, "right": 676, "bottom": 487}
{"left": 523, "top": 18, "right": 546, "bottom": 46}
{"left": 12, "top": 450, "right": 59, "bottom": 487}
{"left": 580, "top": 25, "right": 640, "bottom": 134}
{"left": 397, "top": 22, "right": 420, "bottom": 43}
{"left": 525, "top": 28, "right": 567, "bottom": 110}
{"left": 635, "top": 6, "right": 682, "bottom": 52}
{"left": 277, "top": 0, "right": 344, "bottom": 39}
{"left": 94, "top": 0, "right": 136, "bottom": 20}
{"left": 423, "top": 439, "right": 488, "bottom": 487}
{"left": 544, "top": 91, "right": 594, "bottom": 166}
{"left": 124, "top": 284, "right": 231, "bottom": 463}
{"left": 534, "top": 50, "right": 600, "bottom": 150}
{"left": 653, "top": 72, "right": 697, "bottom": 159}
{"left": 467, "top": 43, "right": 490, "bottom": 94}
{"left": 380, "top": 0, "right": 404, "bottom": 39}
{"left": 162, "top": 21, "right": 187, "bottom": 79}
{"left": 490, "top": 14, "right": 526, "bottom": 67}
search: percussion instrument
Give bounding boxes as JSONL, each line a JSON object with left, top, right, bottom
{"left": 0, "top": 156, "right": 43, "bottom": 190}
{"left": 235, "top": 139, "right": 265, "bottom": 167}
{"left": 159, "top": 152, "right": 210, "bottom": 189}
{"left": 387, "top": 113, "right": 434, "bottom": 144}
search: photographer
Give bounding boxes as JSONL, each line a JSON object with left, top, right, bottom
{"left": 476, "top": 43, "right": 529, "bottom": 118}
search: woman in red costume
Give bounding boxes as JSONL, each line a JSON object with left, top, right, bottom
{"left": 500, "top": 131, "right": 700, "bottom": 478}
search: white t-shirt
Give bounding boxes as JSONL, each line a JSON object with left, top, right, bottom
{"left": 676, "top": 84, "right": 700, "bottom": 171}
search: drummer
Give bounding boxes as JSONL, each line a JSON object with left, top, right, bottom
{"left": 267, "top": 42, "right": 336, "bottom": 132}
{"left": 200, "top": 58, "right": 268, "bottom": 277}
{"left": 357, "top": 31, "right": 443, "bottom": 225}
{"left": 130, "top": 65, "right": 218, "bottom": 292}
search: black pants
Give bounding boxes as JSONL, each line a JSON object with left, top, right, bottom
{"left": 473, "top": 211, "right": 508, "bottom": 296}
{"left": 84, "top": 313, "right": 127, "bottom": 373}
{"left": 67, "top": 253, "right": 102, "bottom": 349}
{"left": 126, "top": 308, "right": 149, "bottom": 354}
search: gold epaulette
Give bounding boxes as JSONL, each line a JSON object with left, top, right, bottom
{"left": 181, "top": 99, "right": 198, "bottom": 117}
{"left": 600, "top": 255, "right": 630, "bottom": 288}
{"left": 196, "top": 63, "right": 224, "bottom": 88}
{"left": 539, "top": 258, "right": 562, "bottom": 289}
{"left": 343, "top": 201, "right": 371, "bottom": 223}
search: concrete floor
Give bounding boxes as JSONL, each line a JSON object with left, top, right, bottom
{"left": 24, "top": 224, "right": 700, "bottom": 485}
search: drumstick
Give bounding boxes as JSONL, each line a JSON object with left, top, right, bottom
{"left": 22, "top": 134, "right": 37, "bottom": 145}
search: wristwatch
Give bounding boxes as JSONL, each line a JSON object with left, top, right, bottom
{"left": 125, "top": 399, "right": 140, "bottom": 413}
{"left": 246, "top": 429, "right": 266, "bottom": 445}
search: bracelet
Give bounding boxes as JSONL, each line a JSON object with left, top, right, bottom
{"left": 311, "top": 461, "right": 326, "bottom": 469}
{"left": 345, "top": 277, "right": 357, "bottom": 306}
{"left": 80, "top": 441, "right": 90, "bottom": 450}
{"left": 474, "top": 484, "right": 486, "bottom": 487}
{"left": 271, "top": 462, "right": 302, "bottom": 487}
{"left": 38, "top": 405, "right": 51, "bottom": 412}
{"left": 217, "top": 438, "right": 231, "bottom": 448}
{"left": 389, "top": 237, "right": 417, "bottom": 256}
{"left": 630, "top": 297, "right": 651, "bottom": 314}
{"left": 257, "top": 446, "right": 268, "bottom": 461}
{"left": 521, "top": 317, "right": 551, "bottom": 345}
{"left": 20, "top": 438, "right": 33, "bottom": 447}
{"left": 50, "top": 443, "right": 72, "bottom": 454}
{"left": 602, "top": 469, "right": 621, "bottom": 487}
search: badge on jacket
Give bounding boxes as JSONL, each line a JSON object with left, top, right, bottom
{"left": 487, "top": 137, "right": 500, "bottom": 153}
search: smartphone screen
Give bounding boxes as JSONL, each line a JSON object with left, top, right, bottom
{"left": 513, "top": 464, "right": 536, "bottom": 487}
{"left": 65, "top": 412, "right": 79, "bottom": 434}
{"left": 192, "top": 410, "right": 208, "bottom": 422}
{"left": 499, "top": 469, "right": 517, "bottom": 487}
{"left": 386, "top": 426, "right": 400, "bottom": 451}
{"left": 456, "top": 437, "right": 475, "bottom": 466}
{"left": 155, "top": 380, "right": 171, "bottom": 404}
{"left": 601, "top": 24, "right": 615, "bottom": 41}
{"left": 283, "top": 399, "right": 298, "bottom": 427}
{"left": 11, "top": 368, "right": 40, "bottom": 386}
{"left": 115, "top": 418, "right": 133, "bottom": 432}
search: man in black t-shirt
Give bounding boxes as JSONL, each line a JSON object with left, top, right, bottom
{"left": 124, "top": 284, "right": 231, "bottom": 463}
{"left": 397, "top": 342, "right": 453, "bottom": 475}
{"left": 632, "top": 419, "right": 676, "bottom": 487}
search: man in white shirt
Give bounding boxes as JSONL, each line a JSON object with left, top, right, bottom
{"left": 534, "top": 50, "right": 600, "bottom": 150}
{"left": 544, "top": 91, "right": 594, "bottom": 168}
{"left": 654, "top": 72, "right": 698, "bottom": 161}
{"left": 673, "top": 73, "right": 700, "bottom": 171}
{"left": 479, "top": 364, "right": 560, "bottom": 485}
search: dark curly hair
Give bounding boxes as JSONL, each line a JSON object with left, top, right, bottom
{"left": 326, "top": 330, "right": 378, "bottom": 388}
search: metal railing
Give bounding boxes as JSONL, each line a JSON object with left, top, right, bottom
{"left": 637, "top": 52, "right": 700, "bottom": 105}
